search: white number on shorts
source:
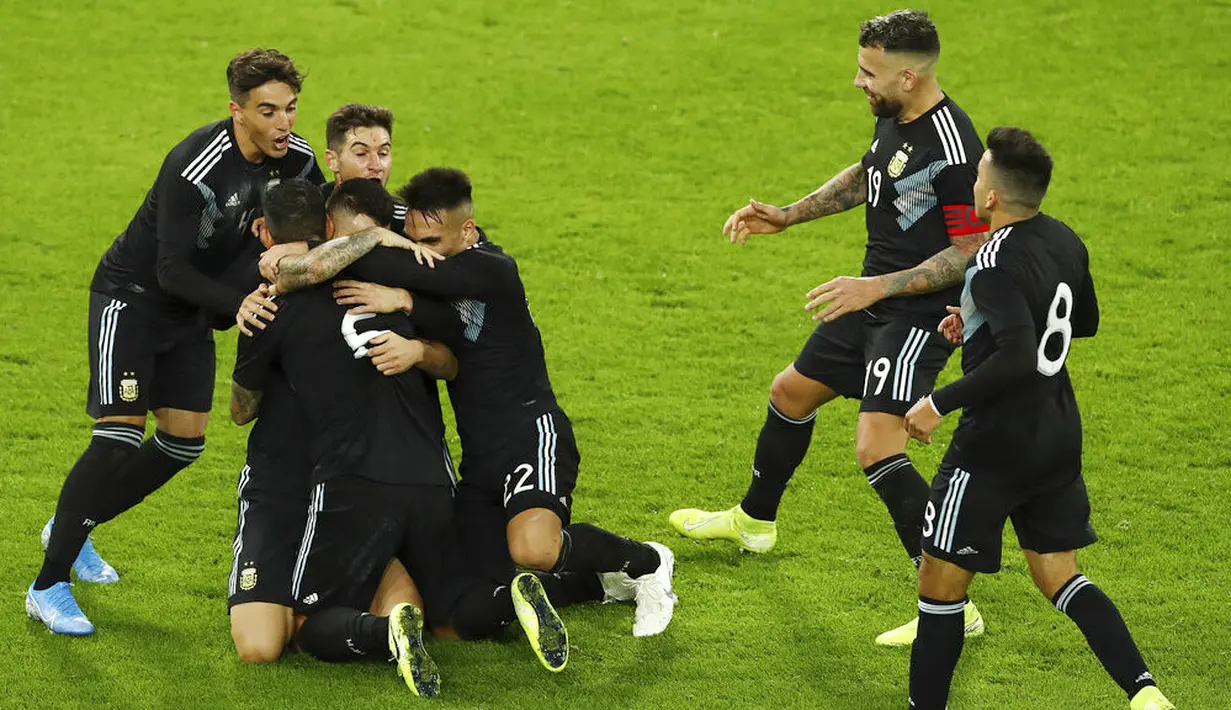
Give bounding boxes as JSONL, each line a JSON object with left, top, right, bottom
{"left": 922, "top": 500, "right": 937, "bottom": 539}
{"left": 866, "top": 166, "right": 883, "bottom": 207}
{"left": 863, "top": 356, "right": 892, "bottom": 397}
{"left": 1037, "top": 282, "right": 1074, "bottom": 377}
{"left": 503, "top": 463, "right": 536, "bottom": 506}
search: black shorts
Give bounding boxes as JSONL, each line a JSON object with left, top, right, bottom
{"left": 921, "top": 461, "right": 1098, "bottom": 574}
{"left": 227, "top": 460, "right": 311, "bottom": 609}
{"left": 86, "top": 290, "right": 216, "bottom": 418}
{"left": 292, "top": 476, "right": 459, "bottom": 623}
{"left": 793, "top": 310, "right": 954, "bottom": 416}
{"left": 459, "top": 410, "right": 578, "bottom": 525}
{"left": 453, "top": 479, "right": 518, "bottom": 585}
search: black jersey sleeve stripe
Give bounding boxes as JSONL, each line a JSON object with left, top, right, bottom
{"left": 183, "top": 137, "right": 233, "bottom": 184}
{"left": 930, "top": 112, "right": 957, "bottom": 165}
{"left": 180, "top": 129, "right": 229, "bottom": 180}
{"left": 939, "top": 107, "right": 968, "bottom": 164}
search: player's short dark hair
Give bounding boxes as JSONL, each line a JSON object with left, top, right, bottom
{"left": 326, "top": 178, "right": 396, "bottom": 228}
{"left": 263, "top": 179, "right": 326, "bottom": 244}
{"left": 858, "top": 10, "right": 940, "bottom": 57}
{"left": 326, "top": 104, "right": 395, "bottom": 151}
{"left": 397, "top": 168, "right": 473, "bottom": 219}
{"left": 226, "top": 48, "right": 305, "bottom": 103}
{"left": 986, "top": 126, "right": 1053, "bottom": 209}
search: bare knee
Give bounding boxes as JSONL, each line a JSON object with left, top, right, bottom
{"left": 769, "top": 367, "right": 833, "bottom": 420}
{"left": 1025, "top": 550, "right": 1079, "bottom": 600}
{"left": 232, "top": 628, "right": 285, "bottom": 663}
{"left": 855, "top": 412, "right": 908, "bottom": 470}
{"left": 153, "top": 408, "right": 209, "bottom": 438}
{"left": 507, "top": 511, "right": 563, "bottom": 571}
{"left": 917, "top": 553, "right": 974, "bottom": 601}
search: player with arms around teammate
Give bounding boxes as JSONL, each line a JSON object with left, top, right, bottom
{"left": 902, "top": 128, "right": 1174, "bottom": 710}
{"left": 27, "top": 49, "right": 325, "bottom": 636}
{"left": 270, "top": 168, "right": 679, "bottom": 638}
{"left": 672, "top": 9, "right": 989, "bottom": 643}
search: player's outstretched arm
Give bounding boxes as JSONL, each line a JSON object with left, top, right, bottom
{"left": 804, "top": 231, "right": 987, "bottom": 322}
{"left": 230, "top": 381, "right": 264, "bottom": 425}
{"left": 723, "top": 162, "right": 865, "bottom": 244}
{"left": 276, "top": 228, "right": 442, "bottom": 293}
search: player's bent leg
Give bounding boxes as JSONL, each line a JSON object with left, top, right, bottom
{"left": 1023, "top": 550, "right": 1172, "bottom": 708}
{"left": 671, "top": 365, "right": 835, "bottom": 552}
{"left": 231, "top": 602, "right": 293, "bottom": 663}
{"left": 507, "top": 507, "right": 564, "bottom": 571}
{"left": 368, "top": 558, "right": 422, "bottom": 617}
{"left": 855, "top": 411, "right": 933, "bottom": 567}
{"left": 908, "top": 553, "right": 976, "bottom": 710}
{"left": 97, "top": 407, "right": 207, "bottom": 521}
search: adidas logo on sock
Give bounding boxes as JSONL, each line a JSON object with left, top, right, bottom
{"left": 956, "top": 546, "right": 979, "bottom": 555}
{"left": 1136, "top": 671, "right": 1154, "bottom": 683}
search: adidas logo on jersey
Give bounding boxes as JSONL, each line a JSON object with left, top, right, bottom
{"left": 225, "top": 193, "right": 241, "bottom": 208}
{"left": 956, "top": 546, "right": 979, "bottom": 555}
{"left": 302, "top": 593, "right": 319, "bottom": 605}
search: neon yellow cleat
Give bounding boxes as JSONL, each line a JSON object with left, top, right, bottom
{"left": 875, "top": 600, "right": 985, "bottom": 647}
{"left": 387, "top": 602, "right": 441, "bottom": 697}
{"left": 668, "top": 505, "right": 777, "bottom": 553}
{"left": 1130, "top": 686, "right": 1176, "bottom": 710}
{"left": 511, "top": 573, "right": 568, "bottom": 672}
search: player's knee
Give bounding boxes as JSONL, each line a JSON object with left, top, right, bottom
{"left": 769, "top": 369, "right": 818, "bottom": 420}
{"left": 232, "top": 628, "right": 285, "bottom": 664}
{"left": 507, "top": 532, "right": 559, "bottom": 571}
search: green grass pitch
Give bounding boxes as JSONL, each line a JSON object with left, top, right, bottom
{"left": 1, "top": 1, "right": 1228, "bottom": 707}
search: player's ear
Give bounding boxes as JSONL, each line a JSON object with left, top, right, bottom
{"left": 256, "top": 219, "right": 275, "bottom": 249}
{"left": 325, "top": 214, "right": 336, "bottom": 240}
{"left": 985, "top": 188, "right": 999, "bottom": 214}
{"left": 461, "top": 217, "right": 477, "bottom": 238}
{"left": 324, "top": 150, "right": 340, "bottom": 174}
{"left": 228, "top": 99, "right": 244, "bottom": 124}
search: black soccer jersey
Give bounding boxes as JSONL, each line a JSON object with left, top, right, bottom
{"left": 320, "top": 180, "right": 408, "bottom": 236}
{"left": 92, "top": 118, "right": 324, "bottom": 319}
{"left": 345, "top": 229, "right": 559, "bottom": 459}
{"left": 244, "top": 366, "right": 310, "bottom": 484}
{"left": 233, "top": 285, "right": 450, "bottom": 486}
{"left": 932, "top": 213, "right": 1099, "bottom": 473}
{"left": 860, "top": 96, "right": 987, "bottom": 319}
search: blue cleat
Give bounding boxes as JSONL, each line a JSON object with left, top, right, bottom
{"left": 42, "top": 516, "right": 119, "bottom": 584}
{"left": 26, "top": 582, "right": 95, "bottom": 636}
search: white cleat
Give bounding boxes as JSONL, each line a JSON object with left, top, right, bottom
{"left": 632, "top": 542, "right": 678, "bottom": 637}
{"left": 598, "top": 571, "right": 636, "bottom": 603}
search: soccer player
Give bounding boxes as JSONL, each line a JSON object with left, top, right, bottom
{"left": 27, "top": 48, "right": 325, "bottom": 636}
{"left": 234, "top": 180, "right": 569, "bottom": 693}
{"left": 669, "top": 9, "right": 988, "bottom": 643}
{"left": 321, "top": 103, "right": 407, "bottom": 233}
{"left": 229, "top": 178, "right": 450, "bottom": 663}
{"left": 901, "top": 128, "right": 1174, "bottom": 710}
{"left": 270, "top": 168, "right": 679, "bottom": 638}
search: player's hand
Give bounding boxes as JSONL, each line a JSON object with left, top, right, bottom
{"left": 333, "top": 280, "right": 413, "bottom": 315}
{"left": 237, "top": 284, "right": 278, "bottom": 336}
{"left": 722, "top": 199, "right": 789, "bottom": 244}
{"left": 259, "top": 242, "right": 310, "bottom": 281}
{"left": 805, "top": 276, "right": 886, "bottom": 322}
{"left": 904, "top": 396, "right": 943, "bottom": 444}
{"left": 938, "top": 306, "right": 963, "bottom": 346}
{"left": 366, "top": 332, "right": 426, "bottom": 376}
{"left": 374, "top": 228, "right": 445, "bottom": 268}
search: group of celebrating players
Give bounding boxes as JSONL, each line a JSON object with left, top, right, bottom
{"left": 25, "top": 8, "right": 1176, "bottom": 709}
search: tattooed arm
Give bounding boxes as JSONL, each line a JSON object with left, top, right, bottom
{"left": 230, "top": 381, "right": 263, "bottom": 425}
{"left": 274, "top": 229, "right": 383, "bottom": 293}
{"left": 879, "top": 231, "right": 989, "bottom": 298}
{"left": 783, "top": 162, "right": 868, "bottom": 226}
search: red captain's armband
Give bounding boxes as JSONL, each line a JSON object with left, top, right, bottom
{"left": 942, "top": 204, "right": 988, "bottom": 237}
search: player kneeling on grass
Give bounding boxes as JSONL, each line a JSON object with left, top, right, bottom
{"left": 232, "top": 180, "right": 573, "bottom": 694}
{"left": 901, "top": 128, "right": 1174, "bottom": 710}
{"left": 268, "top": 168, "right": 679, "bottom": 639}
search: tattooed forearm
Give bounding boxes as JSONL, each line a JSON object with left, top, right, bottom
{"left": 230, "top": 381, "right": 264, "bottom": 425}
{"left": 882, "top": 246, "right": 974, "bottom": 298}
{"left": 275, "top": 228, "right": 382, "bottom": 292}
{"left": 784, "top": 163, "right": 867, "bottom": 226}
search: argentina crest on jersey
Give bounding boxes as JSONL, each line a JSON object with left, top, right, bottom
{"left": 887, "top": 142, "right": 913, "bottom": 178}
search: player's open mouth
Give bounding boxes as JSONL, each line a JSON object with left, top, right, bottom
{"left": 272, "top": 135, "right": 289, "bottom": 150}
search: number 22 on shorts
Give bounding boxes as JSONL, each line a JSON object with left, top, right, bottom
{"left": 503, "top": 463, "right": 535, "bottom": 506}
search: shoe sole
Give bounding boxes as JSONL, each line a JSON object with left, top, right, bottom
{"left": 512, "top": 574, "right": 568, "bottom": 672}
{"left": 389, "top": 604, "right": 440, "bottom": 697}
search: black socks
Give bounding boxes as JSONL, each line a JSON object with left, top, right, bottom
{"left": 1053, "top": 574, "right": 1156, "bottom": 698}
{"left": 552, "top": 523, "right": 660, "bottom": 578}
{"left": 740, "top": 402, "right": 816, "bottom": 521}
{"left": 35, "top": 423, "right": 143, "bottom": 589}
{"left": 864, "top": 454, "right": 931, "bottom": 566}
{"left": 908, "top": 596, "right": 967, "bottom": 710}
{"left": 296, "top": 608, "right": 390, "bottom": 662}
